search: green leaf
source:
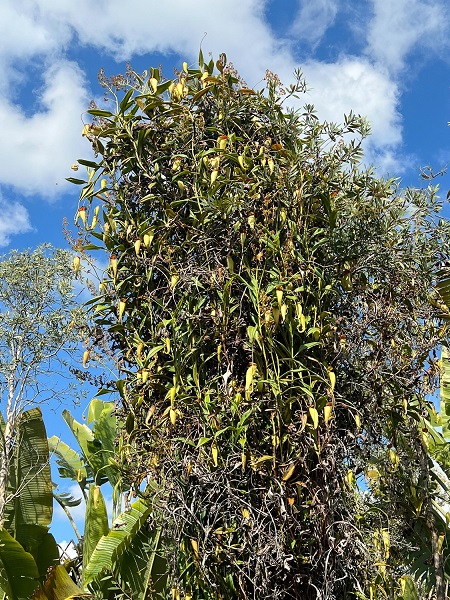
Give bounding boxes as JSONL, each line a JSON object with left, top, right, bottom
{"left": 441, "top": 346, "right": 450, "bottom": 440}
{"left": 15, "top": 409, "right": 52, "bottom": 529}
{"left": 82, "top": 244, "right": 104, "bottom": 251}
{"left": 399, "top": 575, "right": 420, "bottom": 600}
{"left": 119, "top": 89, "right": 134, "bottom": 113}
{"left": 82, "top": 486, "right": 109, "bottom": 581}
{"left": 87, "top": 399, "right": 108, "bottom": 425}
{"left": 48, "top": 436, "right": 88, "bottom": 485}
{"left": 34, "top": 533, "right": 59, "bottom": 582}
{"left": 192, "top": 87, "right": 210, "bottom": 102}
{"left": 62, "top": 411, "right": 97, "bottom": 471}
{"left": 155, "top": 80, "right": 173, "bottom": 96}
{"left": 77, "top": 159, "right": 101, "bottom": 168}
{"left": 37, "top": 564, "right": 92, "bottom": 600}
{"left": 87, "top": 109, "right": 113, "bottom": 118}
{"left": 53, "top": 492, "right": 82, "bottom": 508}
{"left": 92, "top": 403, "right": 119, "bottom": 488}
{"left": 79, "top": 182, "right": 95, "bottom": 202}
{"left": 118, "top": 526, "right": 166, "bottom": 600}
{"left": 0, "top": 528, "right": 40, "bottom": 600}
{"left": 65, "top": 178, "right": 86, "bottom": 185}
{"left": 83, "top": 499, "right": 152, "bottom": 586}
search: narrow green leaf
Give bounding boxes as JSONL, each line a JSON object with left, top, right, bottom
{"left": 65, "top": 178, "right": 86, "bottom": 185}
{"left": 77, "top": 159, "right": 101, "bottom": 168}
{"left": 119, "top": 89, "right": 134, "bottom": 113}
{"left": 87, "top": 109, "right": 113, "bottom": 118}
{"left": 155, "top": 80, "right": 173, "bottom": 95}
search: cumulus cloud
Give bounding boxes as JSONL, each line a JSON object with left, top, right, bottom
{"left": 302, "top": 58, "right": 402, "bottom": 147}
{"left": 0, "top": 0, "right": 294, "bottom": 198}
{"left": 0, "top": 60, "right": 90, "bottom": 197}
{"left": 0, "top": 2, "right": 69, "bottom": 62}
{"left": 58, "top": 539, "right": 78, "bottom": 560}
{"left": 36, "top": 0, "right": 292, "bottom": 74}
{"left": 0, "top": 196, "right": 32, "bottom": 246}
{"left": 290, "top": 0, "right": 340, "bottom": 46}
{"left": 0, "top": 0, "right": 421, "bottom": 201}
{"left": 366, "top": 0, "right": 449, "bottom": 73}
{"left": 18, "top": 0, "right": 404, "bottom": 155}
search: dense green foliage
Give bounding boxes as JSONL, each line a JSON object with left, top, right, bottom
{"left": 72, "top": 54, "right": 450, "bottom": 599}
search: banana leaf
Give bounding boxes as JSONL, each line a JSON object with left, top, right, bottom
{"left": 117, "top": 525, "right": 167, "bottom": 599}
{"left": 82, "top": 485, "right": 109, "bottom": 578}
{"left": 35, "top": 532, "right": 60, "bottom": 582}
{"left": 48, "top": 437, "right": 88, "bottom": 487}
{"left": 87, "top": 399, "right": 109, "bottom": 425}
{"left": 91, "top": 403, "right": 119, "bottom": 489}
{"left": 399, "top": 575, "right": 419, "bottom": 600}
{"left": 1, "top": 408, "right": 57, "bottom": 578}
{"left": 15, "top": 408, "right": 53, "bottom": 529}
{"left": 436, "top": 267, "right": 450, "bottom": 318}
{"left": 440, "top": 346, "right": 450, "bottom": 440}
{"left": 61, "top": 410, "right": 109, "bottom": 486}
{"left": 53, "top": 492, "right": 82, "bottom": 509}
{"left": 32, "top": 565, "right": 92, "bottom": 600}
{"left": 0, "top": 527, "right": 40, "bottom": 600}
{"left": 83, "top": 499, "right": 152, "bottom": 586}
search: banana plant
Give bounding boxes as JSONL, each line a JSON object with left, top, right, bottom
{"left": 0, "top": 407, "right": 87, "bottom": 600}
{"left": 51, "top": 398, "right": 167, "bottom": 598}
{"left": 82, "top": 497, "right": 166, "bottom": 599}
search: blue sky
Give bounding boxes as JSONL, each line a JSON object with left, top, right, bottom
{"left": 2, "top": 0, "right": 450, "bottom": 547}
{"left": 1, "top": 0, "right": 450, "bottom": 251}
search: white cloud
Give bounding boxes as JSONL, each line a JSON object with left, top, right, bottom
{"left": 27, "top": 0, "right": 404, "bottom": 157}
{"left": 58, "top": 539, "right": 78, "bottom": 560}
{"left": 363, "top": 146, "right": 416, "bottom": 178}
{"left": 0, "top": 0, "right": 295, "bottom": 198}
{"left": 366, "top": 0, "right": 449, "bottom": 73}
{"left": 0, "top": 0, "right": 414, "bottom": 201}
{"left": 34, "top": 0, "right": 293, "bottom": 81}
{"left": 0, "top": 197, "right": 32, "bottom": 246}
{"left": 290, "top": 0, "right": 339, "bottom": 46}
{"left": 0, "top": 60, "right": 90, "bottom": 197}
{"left": 53, "top": 482, "right": 86, "bottom": 530}
{"left": 0, "top": 2, "right": 69, "bottom": 61}
{"left": 301, "top": 58, "right": 402, "bottom": 148}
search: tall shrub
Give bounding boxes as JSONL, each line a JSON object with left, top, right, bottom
{"left": 72, "top": 54, "right": 450, "bottom": 599}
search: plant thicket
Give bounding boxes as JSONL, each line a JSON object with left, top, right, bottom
{"left": 71, "top": 53, "right": 450, "bottom": 599}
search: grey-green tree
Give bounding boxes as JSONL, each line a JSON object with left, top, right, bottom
{"left": 72, "top": 54, "right": 450, "bottom": 599}
{"left": 0, "top": 245, "right": 85, "bottom": 526}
